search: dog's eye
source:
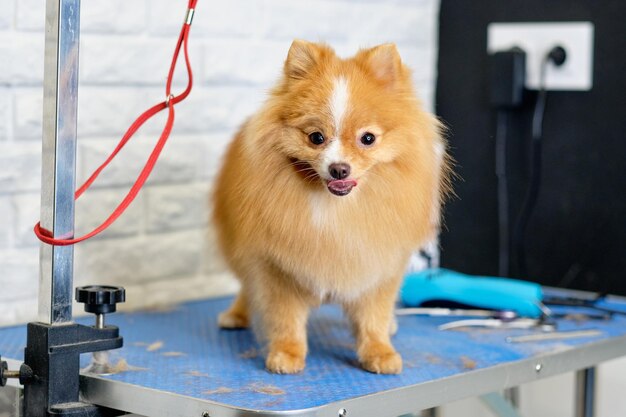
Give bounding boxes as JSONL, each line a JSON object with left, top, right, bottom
{"left": 360, "top": 132, "right": 376, "bottom": 146}
{"left": 309, "top": 131, "right": 325, "bottom": 145}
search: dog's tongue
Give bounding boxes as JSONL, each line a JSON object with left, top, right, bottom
{"left": 327, "top": 179, "right": 357, "bottom": 196}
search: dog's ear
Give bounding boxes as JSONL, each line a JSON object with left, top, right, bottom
{"left": 357, "top": 43, "right": 404, "bottom": 86}
{"left": 284, "top": 40, "right": 325, "bottom": 79}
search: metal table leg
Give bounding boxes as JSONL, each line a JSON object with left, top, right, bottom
{"left": 575, "top": 367, "right": 596, "bottom": 417}
{"left": 504, "top": 387, "right": 520, "bottom": 408}
{"left": 421, "top": 408, "right": 438, "bottom": 417}
{"left": 480, "top": 393, "right": 523, "bottom": 417}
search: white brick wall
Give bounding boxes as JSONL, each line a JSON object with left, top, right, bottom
{"left": 0, "top": 0, "right": 440, "bottom": 325}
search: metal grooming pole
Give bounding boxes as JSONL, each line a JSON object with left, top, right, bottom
{"left": 38, "top": 0, "right": 80, "bottom": 326}
{"left": 0, "top": 1, "right": 124, "bottom": 415}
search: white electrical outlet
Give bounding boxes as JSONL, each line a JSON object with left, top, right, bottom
{"left": 487, "top": 22, "right": 594, "bottom": 91}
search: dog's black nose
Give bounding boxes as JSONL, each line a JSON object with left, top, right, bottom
{"left": 329, "top": 163, "right": 351, "bottom": 180}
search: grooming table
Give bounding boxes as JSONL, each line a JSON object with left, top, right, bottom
{"left": 2, "top": 290, "right": 626, "bottom": 417}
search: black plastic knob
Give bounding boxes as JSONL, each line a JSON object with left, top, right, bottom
{"left": 0, "top": 356, "right": 33, "bottom": 387}
{"left": 1, "top": 356, "right": 7, "bottom": 387}
{"left": 75, "top": 285, "right": 125, "bottom": 315}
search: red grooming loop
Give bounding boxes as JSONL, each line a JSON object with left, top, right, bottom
{"left": 35, "top": 0, "right": 199, "bottom": 246}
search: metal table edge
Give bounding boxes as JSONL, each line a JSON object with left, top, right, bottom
{"left": 70, "top": 333, "right": 626, "bottom": 417}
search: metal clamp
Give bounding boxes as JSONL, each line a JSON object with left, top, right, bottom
{"left": 185, "top": 8, "right": 195, "bottom": 25}
{"left": 165, "top": 94, "right": 175, "bottom": 107}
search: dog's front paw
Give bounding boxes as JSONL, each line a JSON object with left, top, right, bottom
{"left": 360, "top": 348, "right": 403, "bottom": 374}
{"left": 218, "top": 310, "right": 249, "bottom": 329}
{"left": 266, "top": 350, "right": 306, "bottom": 374}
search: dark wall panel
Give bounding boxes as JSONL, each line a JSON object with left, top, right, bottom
{"left": 436, "top": 1, "right": 626, "bottom": 294}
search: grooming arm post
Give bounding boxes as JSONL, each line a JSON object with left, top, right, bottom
{"left": 38, "top": 0, "right": 80, "bottom": 325}
{"left": 2, "top": 1, "right": 127, "bottom": 414}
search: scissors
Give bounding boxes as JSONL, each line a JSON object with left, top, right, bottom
{"left": 438, "top": 317, "right": 556, "bottom": 331}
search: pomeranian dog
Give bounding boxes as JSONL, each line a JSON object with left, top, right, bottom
{"left": 213, "top": 40, "right": 450, "bottom": 374}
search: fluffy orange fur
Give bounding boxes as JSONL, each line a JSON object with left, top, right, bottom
{"left": 213, "top": 40, "right": 451, "bottom": 374}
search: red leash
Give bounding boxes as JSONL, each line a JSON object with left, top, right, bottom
{"left": 35, "top": 0, "right": 198, "bottom": 246}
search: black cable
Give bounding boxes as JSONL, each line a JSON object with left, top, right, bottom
{"left": 495, "top": 110, "right": 509, "bottom": 277}
{"left": 489, "top": 48, "right": 525, "bottom": 278}
{"left": 513, "top": 55, "right": 550, "bottom": 277}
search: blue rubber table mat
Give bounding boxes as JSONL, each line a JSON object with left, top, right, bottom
{"left": 1, "top": 292, "right": 626, "bottom": 413}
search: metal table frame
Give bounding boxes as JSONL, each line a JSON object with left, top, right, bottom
{"left": 77, "top": 341, "right": 620, "bottom": 417}
{"left": 3, "top": 334, "right": 618, "bottom": 417}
